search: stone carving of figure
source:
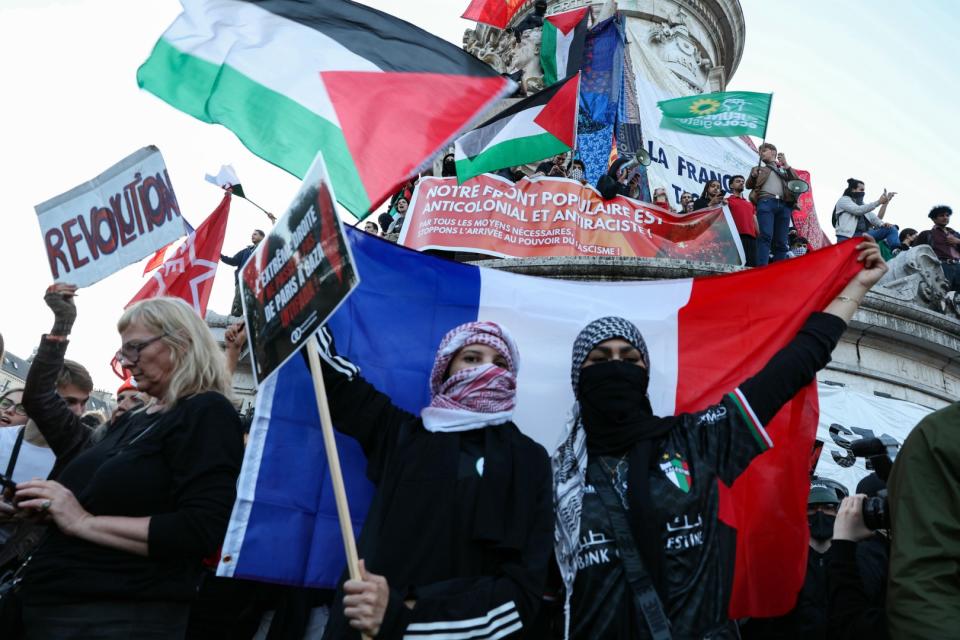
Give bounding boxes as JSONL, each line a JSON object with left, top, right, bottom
{"left": 876, "top": 245, "right": 957, "bottom": 316}
{"left": 513, "top": 27, "right": 545, "bottom": 95}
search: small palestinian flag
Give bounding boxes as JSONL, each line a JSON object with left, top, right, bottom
{"left": 540, "top": 7, "right": 589, "bottom": 87}
{"left": 454, "top": 73, "right": 580, "bottom": 183}
{"left": 138, "top": 0, "right": 513, "bottom": 218}
{"left": 660, "top": 453, "right": 692, "bottom": 493}
{"left": 461, "top": 0, "right": 527, "bottom": 29}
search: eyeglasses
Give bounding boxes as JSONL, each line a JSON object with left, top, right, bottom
{"left": 116, "top": 333, "right": 168, "bottom": 367}
{"left": 0, "top": 399, "right": 26, "bottom": 416}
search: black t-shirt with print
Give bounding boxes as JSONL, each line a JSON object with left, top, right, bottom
{"left": 571, "top": 393, "right": 771, "bottom": 640}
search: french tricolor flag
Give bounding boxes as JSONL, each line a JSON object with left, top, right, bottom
{"left": 220, "top": 228, "right": 862, "bottom": 618}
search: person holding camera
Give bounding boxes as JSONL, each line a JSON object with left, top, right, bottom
{"left": 827, "top": 494, "right": 889, "bottom": 640}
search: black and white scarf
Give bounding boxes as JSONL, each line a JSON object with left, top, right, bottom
{"left": 552, "top": 316, "right": 650, "bottom": 637}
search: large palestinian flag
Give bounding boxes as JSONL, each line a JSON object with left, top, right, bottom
{"left": 138, "top": 0, "right": 513, "bottom": 218}
{"left": 454, "top": 73, "right": 580, "bottom": 183}
{"left": 221, "top": 226, "right": 864, "bottom": 620}
{"left": 540, "top": 7, "right": 590, "bottom": 87}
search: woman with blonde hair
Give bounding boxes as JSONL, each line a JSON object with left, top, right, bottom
{"left": 13, "top": 292, "right": 244, "bottom": 638}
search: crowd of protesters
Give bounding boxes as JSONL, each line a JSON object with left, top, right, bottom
{"left": 1, "top": 220, "right": 958, "bottom": 639}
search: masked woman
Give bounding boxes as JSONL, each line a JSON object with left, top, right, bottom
{"left": 317, "top": 322, "right": 552, "bottom": 640}
{"left": 553, "top": 237, "right": 887, "bottom": 639}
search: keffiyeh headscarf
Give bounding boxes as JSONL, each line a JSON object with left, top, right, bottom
{"left": 421, "top": 321, "right": 520, "bottom": 432}
{"left": 553, "top": 317, "right": 651, "bottom": 635}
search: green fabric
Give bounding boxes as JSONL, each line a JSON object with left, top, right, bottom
{"left": 137, "top": 38, "right": 372, "bottom": 216}
{"left": 657, "top": 91, "right": 772, "bottom": 138}
{"left": 540, "top": 20, "right": 559, "bottom": 87}
{"left": 887, "top": 402, "right": 960, "bottom": 639}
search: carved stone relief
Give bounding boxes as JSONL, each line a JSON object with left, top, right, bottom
{"left": 875, "top": 245, "right": 959, "bottom": 318}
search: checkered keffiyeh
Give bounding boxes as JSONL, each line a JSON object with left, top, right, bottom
{"left": 421, "top": 322, "right": 520, "bottom": 432}
{"left": 554, "top": 316, "right": 650, "bottom": 637}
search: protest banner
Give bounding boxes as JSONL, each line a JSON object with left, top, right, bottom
{"left": 814, "top": 383, "right": 933, "bottom": 493}
{"left": 34, "top": 146, "right": 185, "bottom": 287}
{"left": 399, "top": 174, "right": 744, "bottom": 265}
{"left": 240, "top": 153, "right": 359, "bottom": 386}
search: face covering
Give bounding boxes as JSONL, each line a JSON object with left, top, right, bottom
{"left": 577, "top": 360, "right": 655, "bottom": 454}
{"left": 808, "top": 512, "right": 836, "bottom": 541}
{"left": 569, "top": 167, "right": 585, "bottom": 182}
{"left": 850, "top": 192, "right": 865, "bottom": 205}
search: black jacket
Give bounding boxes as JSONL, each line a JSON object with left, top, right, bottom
{"left": 319, "top": 357, "right": 553, "bottom": 640}
{"left": 221, "top": 245, "right": 255, "bottom": 282}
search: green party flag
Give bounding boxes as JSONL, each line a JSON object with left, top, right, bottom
{"left": 657, "top": 91, "right": 772, "bottom": 137}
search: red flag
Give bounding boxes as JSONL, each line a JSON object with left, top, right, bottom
{"left": 142, "top": 243, "right": 172, "bottom": 275}
{"left": 677, "top": 241, "right": 863, "bottom": 617}
{"left": 461, "top": 0, "right": 527, "bottom": 29}
{"left": 127, "top": 193, "right": 231, "bottom": 317}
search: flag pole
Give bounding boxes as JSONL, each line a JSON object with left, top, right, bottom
{"left": 233, "top": 191, "right": 276, "bottom": 223}
{"left": 305, "top": 335, "right": 372, "bottom": 640}
{"left": 756, "top": 93, "right": 774, "bottom": 168}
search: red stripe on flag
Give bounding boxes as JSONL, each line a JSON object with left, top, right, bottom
{"left": 676, "top": 242, "right": 862, "bottom": 618}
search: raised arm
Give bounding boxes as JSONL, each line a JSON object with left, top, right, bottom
{"left": 21, "top": 285, "right": 90, "bottom": 470}
{"left": 314, "top": 326, "right": 417, "bottom": 483}
{"left": 740, "top": 236, "right": 887, "bottom": 426}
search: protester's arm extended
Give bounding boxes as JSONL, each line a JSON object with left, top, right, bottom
{"left": 21, "top": 285, "right": 89, "bottom": 463}
{"left": 344, "top": 456, "right": 554, "bottom": 639}
{"left": 738, "top": 237, "right": 885, "bottom": 426}
{"left": 313, "top": 327, "right": 417, "bottom": 478}
{"left": 220, "top": 251, "right": 242, "bottom": 266}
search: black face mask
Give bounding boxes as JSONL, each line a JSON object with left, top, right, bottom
{"left": 850, "top": 192, "right": 865, "bottom": 205}
{"left": 442, "top": 158, "right": 456, "bottom": 177}
{"left": 577, "top": 361, "right": 656, "bottom": 454}
{"left": 808, "top": 511, "right": 836, "bottom": 541}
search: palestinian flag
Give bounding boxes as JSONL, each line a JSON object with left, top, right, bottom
{"left": 540, "top": 7, "right": 590, "bottom": 87}
{"left": 461, "top": 0, "right": 527, "bottom": 29}
{"left": 454, "top": 73, "right": 580, "bottom": 183}
{"left": 138, "top": 0, "right": 513, "bottom": 218}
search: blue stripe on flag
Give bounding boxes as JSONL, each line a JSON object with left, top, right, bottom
{"left": 230, "top": 229, "right": 481, "bottom": 587}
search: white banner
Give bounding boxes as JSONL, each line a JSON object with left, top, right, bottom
{"left": 35, "top": 146, "right": 185, "bottom": 287}
{"left": 814, "top": 383, "right": 934, "bottom": 494}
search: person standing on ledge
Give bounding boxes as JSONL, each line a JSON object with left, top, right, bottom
{"left": 221, "top": 229, "right": 265, "bottom": 317}
{"left": 746, "top": 143, "right": 801, "bottom": 266}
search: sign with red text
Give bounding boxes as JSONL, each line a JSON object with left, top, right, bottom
{"left": 35, "top": 146, "right": 185, "bottom": 287}
{"left": 399, "top": 175, "right": 744, "bottom": 265}
{"left": 240, "top": 153, "right": 359, "bottom": 386}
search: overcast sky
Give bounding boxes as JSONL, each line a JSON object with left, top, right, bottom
{"left": 1, "top": 0, "right": 956, "bottom": 391}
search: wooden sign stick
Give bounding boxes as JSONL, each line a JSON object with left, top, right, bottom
{"left": 305, "top": 334, "right": 371, "bottom": 640}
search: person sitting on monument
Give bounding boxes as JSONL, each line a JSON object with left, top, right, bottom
{"left": 678, "top": 191, "right": 695, "bottom": 214}
{"left": 597, "top": 158, "right": 632, "bottom": 200}
{"left": 385, "top": 197, "right": 409, "bottom": 236}
{"left": 551, "top": 236, "right": 888, "bottom": 639}
{"left": 651, "top": 187, "right": 672, "bottom": 212}
{"left": 568, "top": 159, "right": 588, "bottom": 185}
{"left": 832, "top": 179, "right": 899, "bottom": 252}
{"left": 509, "top": 0, "right": 547, "bottom": 38}
{"left": 746, "top": 143, "right": 802, "bottom": 266}
{"left": 221, "top": 229, "right": 266, "bottom": 317}
{"left": 693, "top": 179, "right": 725, "bottom": 211}
{"left": 924, "top": 205, "right": 960, "bottom": 291}
{"left": 315, "top": 321, "right": 553, "bottom": 640}
{"left": 363, "top": 221, "right": 379, "bottom": 236}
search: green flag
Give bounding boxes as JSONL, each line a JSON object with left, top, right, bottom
{"left": 657, "top": 91, "right": 772, "bottom": 137}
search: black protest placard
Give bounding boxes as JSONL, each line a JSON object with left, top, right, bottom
{"left": 240, "top": 154, "right": 359, "bottom": 385}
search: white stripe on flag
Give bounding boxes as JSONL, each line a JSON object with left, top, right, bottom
{"left": 554, "top": 27, "right": 575, "bottom": 80}
{"left": 164, "top": 0, "right": 382, "bottom": 126}
{"left": 216, "top": 369, "right": 278, "bottom": 577}
{"left": 477, "top": 269, "right": 692, "bottom": 450}
{"left": 455, "top": 103, "right": 547, "bottom": 161}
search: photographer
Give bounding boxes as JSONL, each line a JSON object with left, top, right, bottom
{"left": 828, "top": 494, "right": 889, "bottom": 640}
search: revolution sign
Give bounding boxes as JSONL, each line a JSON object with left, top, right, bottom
{"left": 35, "top": 146, "right": 185, "bottom": 287}
{"left": 399, "top": 175, "right": 744, "bottom": 265}
{"left": 240, "top": 154, "right": 358, "bottom": 385}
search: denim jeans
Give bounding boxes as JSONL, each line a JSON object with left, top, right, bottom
{"left": 868, "top": 225, "right": 900, "bottom": 249}
{"left": 756, "top": 198, "right": 792, "bottom": 265}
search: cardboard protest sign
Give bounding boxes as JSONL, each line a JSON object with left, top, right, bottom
{"left": 241, "top": 154, "right": 359, "bottom": 385}
{"left": 35, "top": 146, "right": 185, "bottom": 287}
{"left": 399, "top": 175, "right": 744, "bottom": 265}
